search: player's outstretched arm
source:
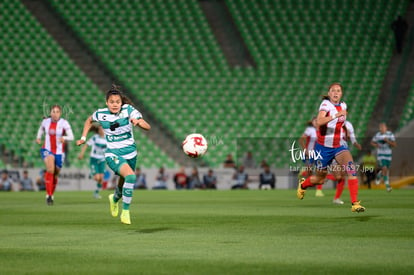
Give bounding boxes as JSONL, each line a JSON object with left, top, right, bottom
{"left": 353, "top": 142, "right": 362, "bottom": 150}
{"left": 76, "top": 116, "right": 93, "bottom": 146}
{"left": 370, "top": 141, "right": 379, "bottom": 148}
{"left": 131, "top": 118, "right": 151, "bottom": 131}
{"left": 78, "top": 144, "right": 88, "bottom": 159}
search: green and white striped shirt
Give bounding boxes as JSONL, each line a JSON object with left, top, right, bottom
{"left": 372, "top": 131, "right": 395, "bottom": 161}
{"left": 92, "top": 104, "right": 142, "bottom": 160}
{"left": 86, "top": 134, "right": 107, "bottom": 160}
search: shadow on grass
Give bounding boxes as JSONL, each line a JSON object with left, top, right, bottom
{"left": 135, "top": 227, "right": 175, "bottom": 234}
{"left": 335, "top": 215, "right": 381, "bottom": 222}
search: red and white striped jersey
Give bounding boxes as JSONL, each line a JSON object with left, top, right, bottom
{"left": 317, "top": 99, "right": 347, "bottom": 148}
{"left": 303, "top": 126, "right": 317, "bottom": 151}
{"left": 37, "top": 118, "right": 74, "bottom": 154}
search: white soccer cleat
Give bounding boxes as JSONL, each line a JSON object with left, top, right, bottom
{"left": 333, "top": 198, "right": 344, "bottom": 205}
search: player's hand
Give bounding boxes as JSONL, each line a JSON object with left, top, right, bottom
{"left": 78, "top": 154, "right": 84, "bottom": 160}
{"left": 130, "top": 118, "right": 140, "bottom": 127}
{"left": 36, "top": 139, "right": 41, "bottom": 145}
{"left": 131, "top": 118, "right": 150, "bottom": 130}
{"left": 355, "top": 143, "right": 362, "bottom": 150}
{"left": 76, "top": 139, "right": 85, "bottom": 146}
{"left": 336, "top": 110, "right": 347, "bottom": 117}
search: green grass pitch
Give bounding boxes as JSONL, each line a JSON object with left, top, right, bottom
{"left": 1, "top": 189, "right": 414, "bottom": 274}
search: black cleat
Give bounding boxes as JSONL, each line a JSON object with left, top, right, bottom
{"left": 46, "top": 196, "right": 54, "bottom": 206}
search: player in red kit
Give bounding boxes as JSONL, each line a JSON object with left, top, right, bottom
{"left": 296, "top": 83, "right": 365, "bottom": 212}
{"left": 36, "top": 105, "right": 74, "bottom": 205}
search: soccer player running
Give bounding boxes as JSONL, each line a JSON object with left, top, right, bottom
{"left": 296, "top": 83, "right": 365, "bottom": 212}
{"left": 36, "top": 105, "right": 74, "bottom": 205}
{"left": 371, "top": 122, "right": 396, "bottom": 192}
{"left": 76, "top": 85, "right": 150, "bottom": 225}
{"left": 78, "top": 124, "right": 107, "bottom": 199}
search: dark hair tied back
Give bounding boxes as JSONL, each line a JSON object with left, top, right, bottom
{"left": 106, "top": 84, "right": 122, "bottom": 100}
{"left": 111, "top": 84, "right": 120, "bottom": 91}
{"left": 106, "top": 84, "right": 134, "bottom": 106}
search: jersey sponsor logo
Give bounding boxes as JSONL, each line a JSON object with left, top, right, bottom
{"left": 110, "top": 121, "right": 120, "bottom": 131}
{"left": 106, "top": 132, "right": 132, "bottom": 142}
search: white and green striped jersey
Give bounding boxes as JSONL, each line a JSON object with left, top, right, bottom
{"left": 86, "top": 134, "right": 107, "bottom": 160}
{"left": 372, "top": 131, "right": 395, "bottom": 161}
{"left": 92, "top": 104, "right": 142, "bottom": 160}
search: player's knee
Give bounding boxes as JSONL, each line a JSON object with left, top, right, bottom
{"left": 313, "top": 175, "right": 326, "bottom": 185}
{"left": 125, "top": 174, "right": 136, "bottom": 183}
{"left": 346, "top": 161, "right": 357, "bottom": 177}
{"left": 46, "top": 168, "right": 55, "bottom": 174}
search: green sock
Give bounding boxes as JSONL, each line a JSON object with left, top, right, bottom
{"left": 122, "top": 187, "right": 133, "bottom": 210}
{"left": 95, "top": 183, "right": 102, "bottom": 194}
{"left": 384, "top": 175, "right": 389, "bottom": 187}
{"left": 377, "top": 171, "right": 382, "bottom": 180}
{"left": 122, "top": 175, "right": 135, "bottom": 210}
{"left": 114, "top": 185, "right": 122, "bottom": 202}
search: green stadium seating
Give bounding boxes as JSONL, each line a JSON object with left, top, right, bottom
{"left": 33, "top": 0, "right": 414, "bottom": 167}
{"left": 400, "top": 82, "right": 414, "bottom": 128}
{"left": 0, "top": 0, "right": 177, "bottom": 168}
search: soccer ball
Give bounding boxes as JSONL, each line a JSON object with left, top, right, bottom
{"left": 182, "top": 133, "right": 208, "bottom": 158}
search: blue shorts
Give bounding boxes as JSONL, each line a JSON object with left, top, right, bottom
{"left": 40, "top": 148, "right": 64, "bottom": 169}
{"left": 313, "top": 143, "right": 348, "bottom": 170}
